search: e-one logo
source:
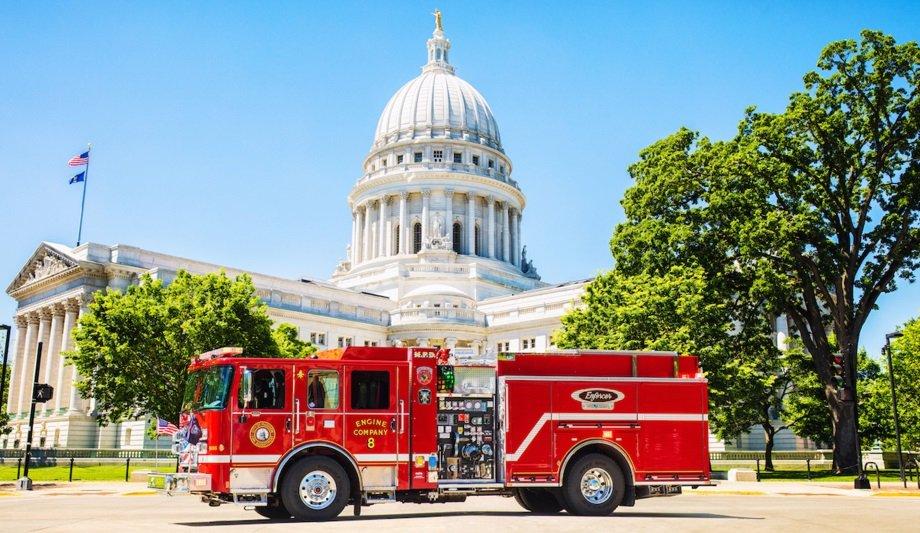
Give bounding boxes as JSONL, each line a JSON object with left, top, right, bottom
{"left": 571, "top": 388, "right": 624, "bottom": 410}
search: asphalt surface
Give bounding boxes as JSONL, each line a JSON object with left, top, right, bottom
{"left": 1, "top": 485, "right": 918, "bottom": 532}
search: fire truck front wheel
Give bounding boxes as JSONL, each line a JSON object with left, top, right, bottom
{"left": 280, "top": 456, "right": 350, "bottom": 521}
{"left": 513, "top": 488, "right": 563, "bottom": 514}
{"left": 561, "top": 453, "right": 625, "bottom": 516}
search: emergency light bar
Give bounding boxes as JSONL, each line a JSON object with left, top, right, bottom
{"left": 195, "top": 346, "right": 244, "bottom": 362}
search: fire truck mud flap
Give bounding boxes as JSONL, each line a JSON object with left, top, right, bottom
{"left": 148, "top": 473, "right": 212, "bottom": 495}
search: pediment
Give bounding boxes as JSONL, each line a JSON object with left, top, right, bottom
{"left": 7, "top": 243, "right": 80, "bottom": 294}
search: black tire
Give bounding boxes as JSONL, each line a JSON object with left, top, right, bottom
{"left": 560, "top": 453, "right": 625, "bottom": 516}
{"left": 513, "top": 488, "right": 563, "bottom": 514}
{"left": 254, "top": 501, "right": 292, "bottom": 520}
{"left": 280, "top": 456, "right": 350, "bottom": 521}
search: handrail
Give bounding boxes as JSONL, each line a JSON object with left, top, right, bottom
{"left": 863, "top": 461, "right": 881, "bottom": 489}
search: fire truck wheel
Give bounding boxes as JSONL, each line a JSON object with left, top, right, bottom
{"left": 561, "top": 454, "right": 625, "bottom": 516}
{"left": 254, "top": 502, "right": 292, "bottom": 520}
{"left": 280, "top": 456, "right": 350, "bottom": 521}
{"left": 513, "top": 488, "right": 563, "bottom": 514}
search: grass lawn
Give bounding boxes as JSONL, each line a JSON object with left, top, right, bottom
{"left": 0, "top": 462, "right": 175, "bottom": 482}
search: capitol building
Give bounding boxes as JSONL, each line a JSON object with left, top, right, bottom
{"left": 3, "top": 18, "right": 810, "bottom": 453}
{"left": 2, "top": 19, "right": 587, "bottom": 450}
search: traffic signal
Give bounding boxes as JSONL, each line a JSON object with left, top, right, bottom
{"left": 831, "top": 353, "right": 850, "bottom": 401}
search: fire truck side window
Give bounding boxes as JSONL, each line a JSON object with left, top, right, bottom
{"left": 350, "top": 371, "right": 390, "bottom": 410}
{"left": 240, "top": 369, "right": 286, "bottom": 410}
{"left": 307, "top": 370, "right": 339, "bottom": 409}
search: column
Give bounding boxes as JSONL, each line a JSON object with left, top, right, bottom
{"left": 350, "top": 211, "right": 358, "bottom": 263}
{"left": 354, "top": 206, "right": 364, "bottom": 264}
{"left": 502, "top": 202, "right": 511, "bottom": 262}
{"left": 398, "top": 191, "right": 408, "bottom": 254}
{"left": 444, "top": 189, "right": 454, "bottom": 245}
{"left": 378, "top": 196, "right": 387, "bottom": 258}
{"left": 487, "top": 195, "right": 496, "bottom": 258}
{"left": 6, "top": 318, "right": 27, "bottom": 416}
{"left": 65, "top": 301, "right": 82, "bottom": 412}
{"left": 15, "top": 314, "right": 39, "bottom": 415}
{"left": 362, "top": 201, "right": 373, "bottom": 262}
{"left": 467, "top": 192, "right": 476, "bottom": 255}
{"left": 41, "top": 306, "right": 64, "bottom": 416}
{"left": 514, "top": 211, "right": 523, "bottom": 268}
{"left": 55, "top": 302, "right": 78, "bottom": 412}
{"left": 509, "top": 208, "right": 518, "bottom": 266}
{"left": 421, "top": 189, "right": 431, "bottom": 248}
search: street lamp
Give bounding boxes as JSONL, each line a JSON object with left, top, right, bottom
{"left": 885, "top": 330, "right": 905, "bottom": 488}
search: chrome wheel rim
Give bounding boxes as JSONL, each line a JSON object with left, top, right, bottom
{"left": 299, "top": 470, "right": 337, "bottom": 510}
{"left": 580, "top": 468, "right": 613, "bottom": 504}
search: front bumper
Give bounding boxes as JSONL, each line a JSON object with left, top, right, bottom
{"left": 148, "top": 473, "right": 212, "bottom": 495}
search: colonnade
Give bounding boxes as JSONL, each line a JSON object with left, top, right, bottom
{"left": 6, "top": 297, "right": 86, "bottom": 418}
{"left": 351, "top": 189, "right": 522, "bottom": 267}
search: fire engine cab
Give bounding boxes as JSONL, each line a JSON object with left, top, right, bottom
{"left": 149, "top": 346, "right": 710, "bottom": 520}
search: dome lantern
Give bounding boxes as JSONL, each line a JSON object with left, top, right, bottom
{"left": 424, "top": 9, "right": 454, "bottom": 75}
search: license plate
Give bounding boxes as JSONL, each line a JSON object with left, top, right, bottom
{"left": 648, "top": 485, "right": 682, "bottom": 496}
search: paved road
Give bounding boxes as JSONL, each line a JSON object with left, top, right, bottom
{"left": 1, "top": 487, "right": 918, "bottom": 532}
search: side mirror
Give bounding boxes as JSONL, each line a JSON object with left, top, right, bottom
{"left": 241, "top": 368, "right": 253, "bottom": 407}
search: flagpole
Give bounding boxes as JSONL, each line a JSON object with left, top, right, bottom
{"left": 76, "top": 143, "right": 91, "bottom": 246}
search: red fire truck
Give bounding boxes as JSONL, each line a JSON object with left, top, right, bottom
{"left": 149, "top": 346, "right": 710, "bottom": 520}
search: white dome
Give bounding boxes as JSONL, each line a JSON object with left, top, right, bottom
{"left": 371, "top": 26, "right": 502, "bottom": 152}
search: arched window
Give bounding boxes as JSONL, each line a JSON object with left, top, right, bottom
{"left": 474, "top": 225, "right": 482, "bottom": 256}
{"left": 394, "top": 225, "right": 400, "bottom": 254}
{"left": 413, "top": 222, "right": 422, "bottom": 253}
{"left": 453, "top": 222, "right": 463, "bottom": 253}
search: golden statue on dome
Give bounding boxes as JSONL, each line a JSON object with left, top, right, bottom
{"left": 433, "top": 9, "right": 443, "bottom": 32}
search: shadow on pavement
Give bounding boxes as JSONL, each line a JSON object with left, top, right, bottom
{"left": 175, "top": 509, "right": 762, "bottom": 527}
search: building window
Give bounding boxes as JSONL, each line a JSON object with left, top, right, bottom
{"left": 310, "top": 332, "right": 326, "bottom": 346}
{"left": 351, "top": 371, "right": 390, "bottom": 409}
{"left": 394, "top": 224, "right": 400, "bottom": 254}
{"left": 497, "top": 341, "right": 510, "bottom": 352}
{"left": 521, "top": 338, "right": 537, "bottom": 350}
{"left": 413, "top": 222, "right": 423, "bottom": 253}
{"left": 364, "top": 340, "right": 379, "bottom": 347}
{"left": 472, "top": 155, "right": 480, "bottom": 166}
{"left": 453, "top": 152, "right": 462, "bottom": 163}
{"left": 239, "top": 369, "right": 286, "bottom": 410}
{"left": 474, "top": 225, "right": 481, "bottom": 256}
{"left": 337, "top": 336, "right": 353, "bottom": 348}
{"left": 453, "top": 222, "right": 463, "bottom": 253}
{"left": 433, "top": 150, "right": 443, "bottom": 162}
{"left": 500, "top": 165, "right": 505, "bottom": 174}
{"left": 397, "top": 154, "right": 404, "bottom": 164}
{"left": 488, "top": 159, "right": 494, "bottom": 169}
{"left": 414, "top": 152, "right": 423, "bottom": 163}
{"left": 307, "top": 370, "right": 339, "bottom": 409}
{"left": 39, "top": 436, "right": 46, "bottom": 448}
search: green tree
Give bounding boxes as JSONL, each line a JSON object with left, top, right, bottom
{"left": 272, "top": 323, "right": 317, "bottom": 358}
{"left": 66, "top": 270, "right": 278, "bottom": 425}
{"left": 569, "top": 30, "right": 918, "bottom": 473}
{"left": 884, "top": 318, "right": 920, "bottom": 450}
{"left": 0, "top": 364, "right": 11, "bottom": 436}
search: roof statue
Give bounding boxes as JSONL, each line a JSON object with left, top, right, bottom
{"left": 433, "top": 9, "right": 443, "bottom": 32}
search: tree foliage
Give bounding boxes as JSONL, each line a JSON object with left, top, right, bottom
{"left": 272, "top": 323, "right": 318, "bottom": 359}
{"left": 66, "top": 270, "right": 278, "bottom": 425}
{"left": 882, "top": 318, "right": 920, "bottom": 450}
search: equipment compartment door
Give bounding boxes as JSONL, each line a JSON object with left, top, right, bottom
{"left": 230, "top": 363, "right": 294, "bottom": 465}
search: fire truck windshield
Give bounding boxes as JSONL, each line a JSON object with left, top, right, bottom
{"left": 182, "top": 365, "right": 234, "bottom": 411}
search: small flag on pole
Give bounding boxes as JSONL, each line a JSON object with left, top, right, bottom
{"left": 156, "top": 418, "right": 179, "bottom": 436}
{"left": 69, "top": 171, "right": 85, "bottom": 185}
{"left": 67, "top": 151, "right": 89, "bottom": 166}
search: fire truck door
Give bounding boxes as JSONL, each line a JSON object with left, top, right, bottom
{"left": 294, "top": 366, "right": 344, "bottom": 447}
{"left": 344, "top": 365, "right": 405, "bottom": 472}
{"left": 231, "top": 363, "right": 294, "bottom": 463}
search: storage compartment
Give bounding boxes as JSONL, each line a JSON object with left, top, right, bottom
{"left": 436, "top": 365, "right": 496, "bottom": 481}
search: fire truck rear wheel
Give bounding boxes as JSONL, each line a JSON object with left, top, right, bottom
{"left": 280, "top": 456, "right": 350, "bottom": 521}
{"left": 513, "top": 488, "right": 563, "bottom": 514}
{"left": 561, "top": 453, "right": 625, "bottom": 516}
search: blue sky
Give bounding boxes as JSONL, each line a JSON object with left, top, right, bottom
{"left": 1, "top": 1, "right": 918, "bottom": 359}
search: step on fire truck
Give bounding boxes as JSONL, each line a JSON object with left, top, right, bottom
{"left": 149, "top": 346, "right": 710, "bottom": 520}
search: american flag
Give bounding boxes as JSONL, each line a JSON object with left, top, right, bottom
{"left": 67, "top": 151, "right": 89, "bottom": 167}
{"left": 156, "top": 418, "right": 179, "bottom": 436}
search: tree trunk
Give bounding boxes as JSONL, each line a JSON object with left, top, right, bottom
{"left": 763, "top": 424, "right": 776, "bottom": 472}
{"left": 830, "top": 391, "right": 860, "bottom": 474}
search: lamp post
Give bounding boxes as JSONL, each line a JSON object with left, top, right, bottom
{"left": 884, "top": 330, "right": 906, "bottom": 488}
{"left": 0, "top": 324, "right": 10, "bottom": 411}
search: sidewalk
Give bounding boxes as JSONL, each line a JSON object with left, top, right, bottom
{"left": 0, "top": 481, "right": 155, "bottom": 498}
{"left": 692, "top": 480, "right": 920, "bottom": 497}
